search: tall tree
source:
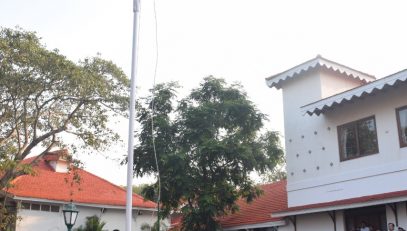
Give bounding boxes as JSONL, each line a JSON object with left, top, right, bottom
{"left": 133, "top": 77, "right": 284, "bottom": 231}
{"left": 0, "top": 27, "right": 129, "bottom": 188}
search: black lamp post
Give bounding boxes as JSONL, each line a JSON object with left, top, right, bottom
{"left": 62, "top": 202, "right": 79, "bottom": 231}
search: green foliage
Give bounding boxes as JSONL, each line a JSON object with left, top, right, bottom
{"left": 74, "top": 215, "right": 106, "bottom": 231}
{"left": 132, "top": 183, "right": 150, "bottom": 196}
{"left": 140, "top": 221, "right": 168, "bottom": 231}
{"left": 0, "top": 27, "right": 129, "bottom": 228}
{"left": 140, "top": 223, "right": 151, "bottom": 231}
{"left": 261, "top": 165, "right": 287, "bottom": 183}
{"left": 133, "top": 77, "right": 284, "bottom": 231}
{"left": 0, "top": 205, "right": 19, "bottom": 231}
{"left": 0, "top": 27, "right": 129, "bottom": 187}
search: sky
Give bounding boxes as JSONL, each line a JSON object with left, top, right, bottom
{"left": 1, "top": 0, "right": 407, "bottom": 186}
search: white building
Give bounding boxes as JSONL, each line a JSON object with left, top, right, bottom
{"left": 4, "top": 150, "right": 162, "bottom": 231}
{"left": 221, "top": 56, "right": 407, "bottom": 231}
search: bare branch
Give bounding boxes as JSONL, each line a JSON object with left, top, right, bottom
{"left": 32, "top": 88, "right": 47, "bottom": 140}
{"left": 20, "top": 102, "right": 84, "bottom": 159}
{"left": 22, "top": 100, "right": 29, "bottom": 148}
{"left": 27, "top": 134, "right": 57, "bottom": 166}
{"left": 12, "top": 97, "right": 22, "bottom": 155}
{"left": 63, "top": 101, "right": 84, "bottom": 128}
{"left": 0, "top": 128, "right": 16, "bottom": 146}
{"left": 64, "top": 130, "right": 84, "bottom": 136}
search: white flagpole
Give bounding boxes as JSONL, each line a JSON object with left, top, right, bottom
{"left": 126, "top": 0, "right": 140, "bottom": 230}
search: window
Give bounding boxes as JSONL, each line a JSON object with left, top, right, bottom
{"left": 338, "top": 116, "right": 379, "bottom": 161}
{"left": 20, "top": 202, "right": 60, "bottom": 213}
{"left": 396, "top": 106, "right": 407, "bottom": 148}
{"left": 31, "top": 203, "right": 40, "bottom": 211}
{"left": 50, "top": 205, "right": 60, "bottom": 212}
{"left": 21, "top": 202, "right": 30, "bottom": 210}
{"left": 40, "top": 204, "right": 50, "bottom": 211}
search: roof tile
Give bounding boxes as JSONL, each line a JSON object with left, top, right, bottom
{"left": 7, "top": 154, "right": 156, "bottom": 209}
{"left": 220, "top": 180, "right": 287, "bottom": 228}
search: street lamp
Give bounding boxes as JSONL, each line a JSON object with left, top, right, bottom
{"left": 62, "top": 202, "right": 79, "bottom": 231}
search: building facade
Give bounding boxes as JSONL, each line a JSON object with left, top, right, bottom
{"left": 221, "top": 56, "right": 407, "bottom": 231}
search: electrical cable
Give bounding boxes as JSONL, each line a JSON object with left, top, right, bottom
{"left": 150, "top": 0, "right": 161, "bottom": 229}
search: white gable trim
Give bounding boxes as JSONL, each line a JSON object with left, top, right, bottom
{"left": 301, "top": 69, "right": 407, "bottom": 115}
{"left": 265, "top": 56, "right": 375, "bottom": 89}
{"left": 223, "top": 220, "right": 286, "bottom": 230}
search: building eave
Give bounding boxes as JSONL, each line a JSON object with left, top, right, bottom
{"left": 301, "top": 69, "right": 407, "bottom": 116}
{"left": 272, "top": 192, "right": 407, "bottom": 218}
{"left": 13, "top": 196, "right": 157, "bottom": 211}
{"left": 265, "top": 56, "right": 375, "bottom": 89}
{"left": 222, "top": 220, "right": 286, "bottom": 231}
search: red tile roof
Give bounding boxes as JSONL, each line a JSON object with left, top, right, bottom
{"left": 169, "top": 213, "right": 183, "bottom": 231}
{"left": 168, "top": 181, "right": 288, "bottom": 230}
{"left": 220, "top": 180, "right": 287, "bottom": 228}
{"left": 167, "top": 179, "right": 407, "bottom": 229}
{"left": 6, "top": 152, "right": 156, "bottom": 209}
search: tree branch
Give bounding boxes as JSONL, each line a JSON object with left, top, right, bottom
{"left": 22, "top": 100, "right": 29, "bottom": 148}
{"left": 19, "top": 101, "right": 84, "bottom": 159}
{"left": 27, "top": 134, "right": 57, "bottom": 166}
{"left": 12, "top": 97, "right": 22, "bottom": 155}
{"left": 0, "top": 128, "right": 16, "bottom": 146}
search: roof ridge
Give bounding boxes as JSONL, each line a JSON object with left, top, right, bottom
{"left": 265, "top": 56, "right": 376, "bottom": 89}
{"left": 265, "top": 56, "right": 320, "bottom": 80}
{"left": 317, "top": 56, "right": 375, "bottom": 79}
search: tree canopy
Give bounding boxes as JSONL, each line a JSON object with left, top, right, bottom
{"left": 133, "top": 77, "right": 284, "bottom": 231}
{"left": 0, "top": 27, "right": 129, "bottom": 189}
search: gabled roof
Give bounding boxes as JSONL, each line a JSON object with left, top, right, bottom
{"left": 6, "top": 152, "right": 156, "bottom": 209}
{"left": 265, "top": 56, "right": 375, "bottom": 89}
{"left": 220, "top": 180, "right": 287, "bottom": 229}
{"left": 302, "top": 69, "right": 407, "bottom": 115}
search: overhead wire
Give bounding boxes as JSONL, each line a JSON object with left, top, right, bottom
{"left": 150, "top": 0, "right": 162, "bottom": 228}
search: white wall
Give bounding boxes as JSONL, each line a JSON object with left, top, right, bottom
{"left": 17, "top": 207, "right": 66, "bottom": 231}
{"left": 276, "top": 210, "right": 345, "bottom": 231}
{"left": 319, "top": 69, "right": 363, "bottom": 98}
{"left": 296, "top": 212, "right": 335, "bottom": 231}
{"left": 48, "top": 161, "right": 69, "bottom": 173}
{"left": 280, "top": 68, "right": 407, "bottom": 207}
{"left": 16, "top": 204, "right": 164, "bottom": 231}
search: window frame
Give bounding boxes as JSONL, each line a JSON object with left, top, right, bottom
{"left": 396, "top": 105, "right": 407, "bottom": 148}
{"left": 20, "top": 202, "right": 60, "bottom": 213}
{"left": 337, "top": 115, "right": 379, "bottom": 161}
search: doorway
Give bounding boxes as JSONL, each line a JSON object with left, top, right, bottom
{"left": 345, "top": 205, "right": 387, "bottom": 231}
